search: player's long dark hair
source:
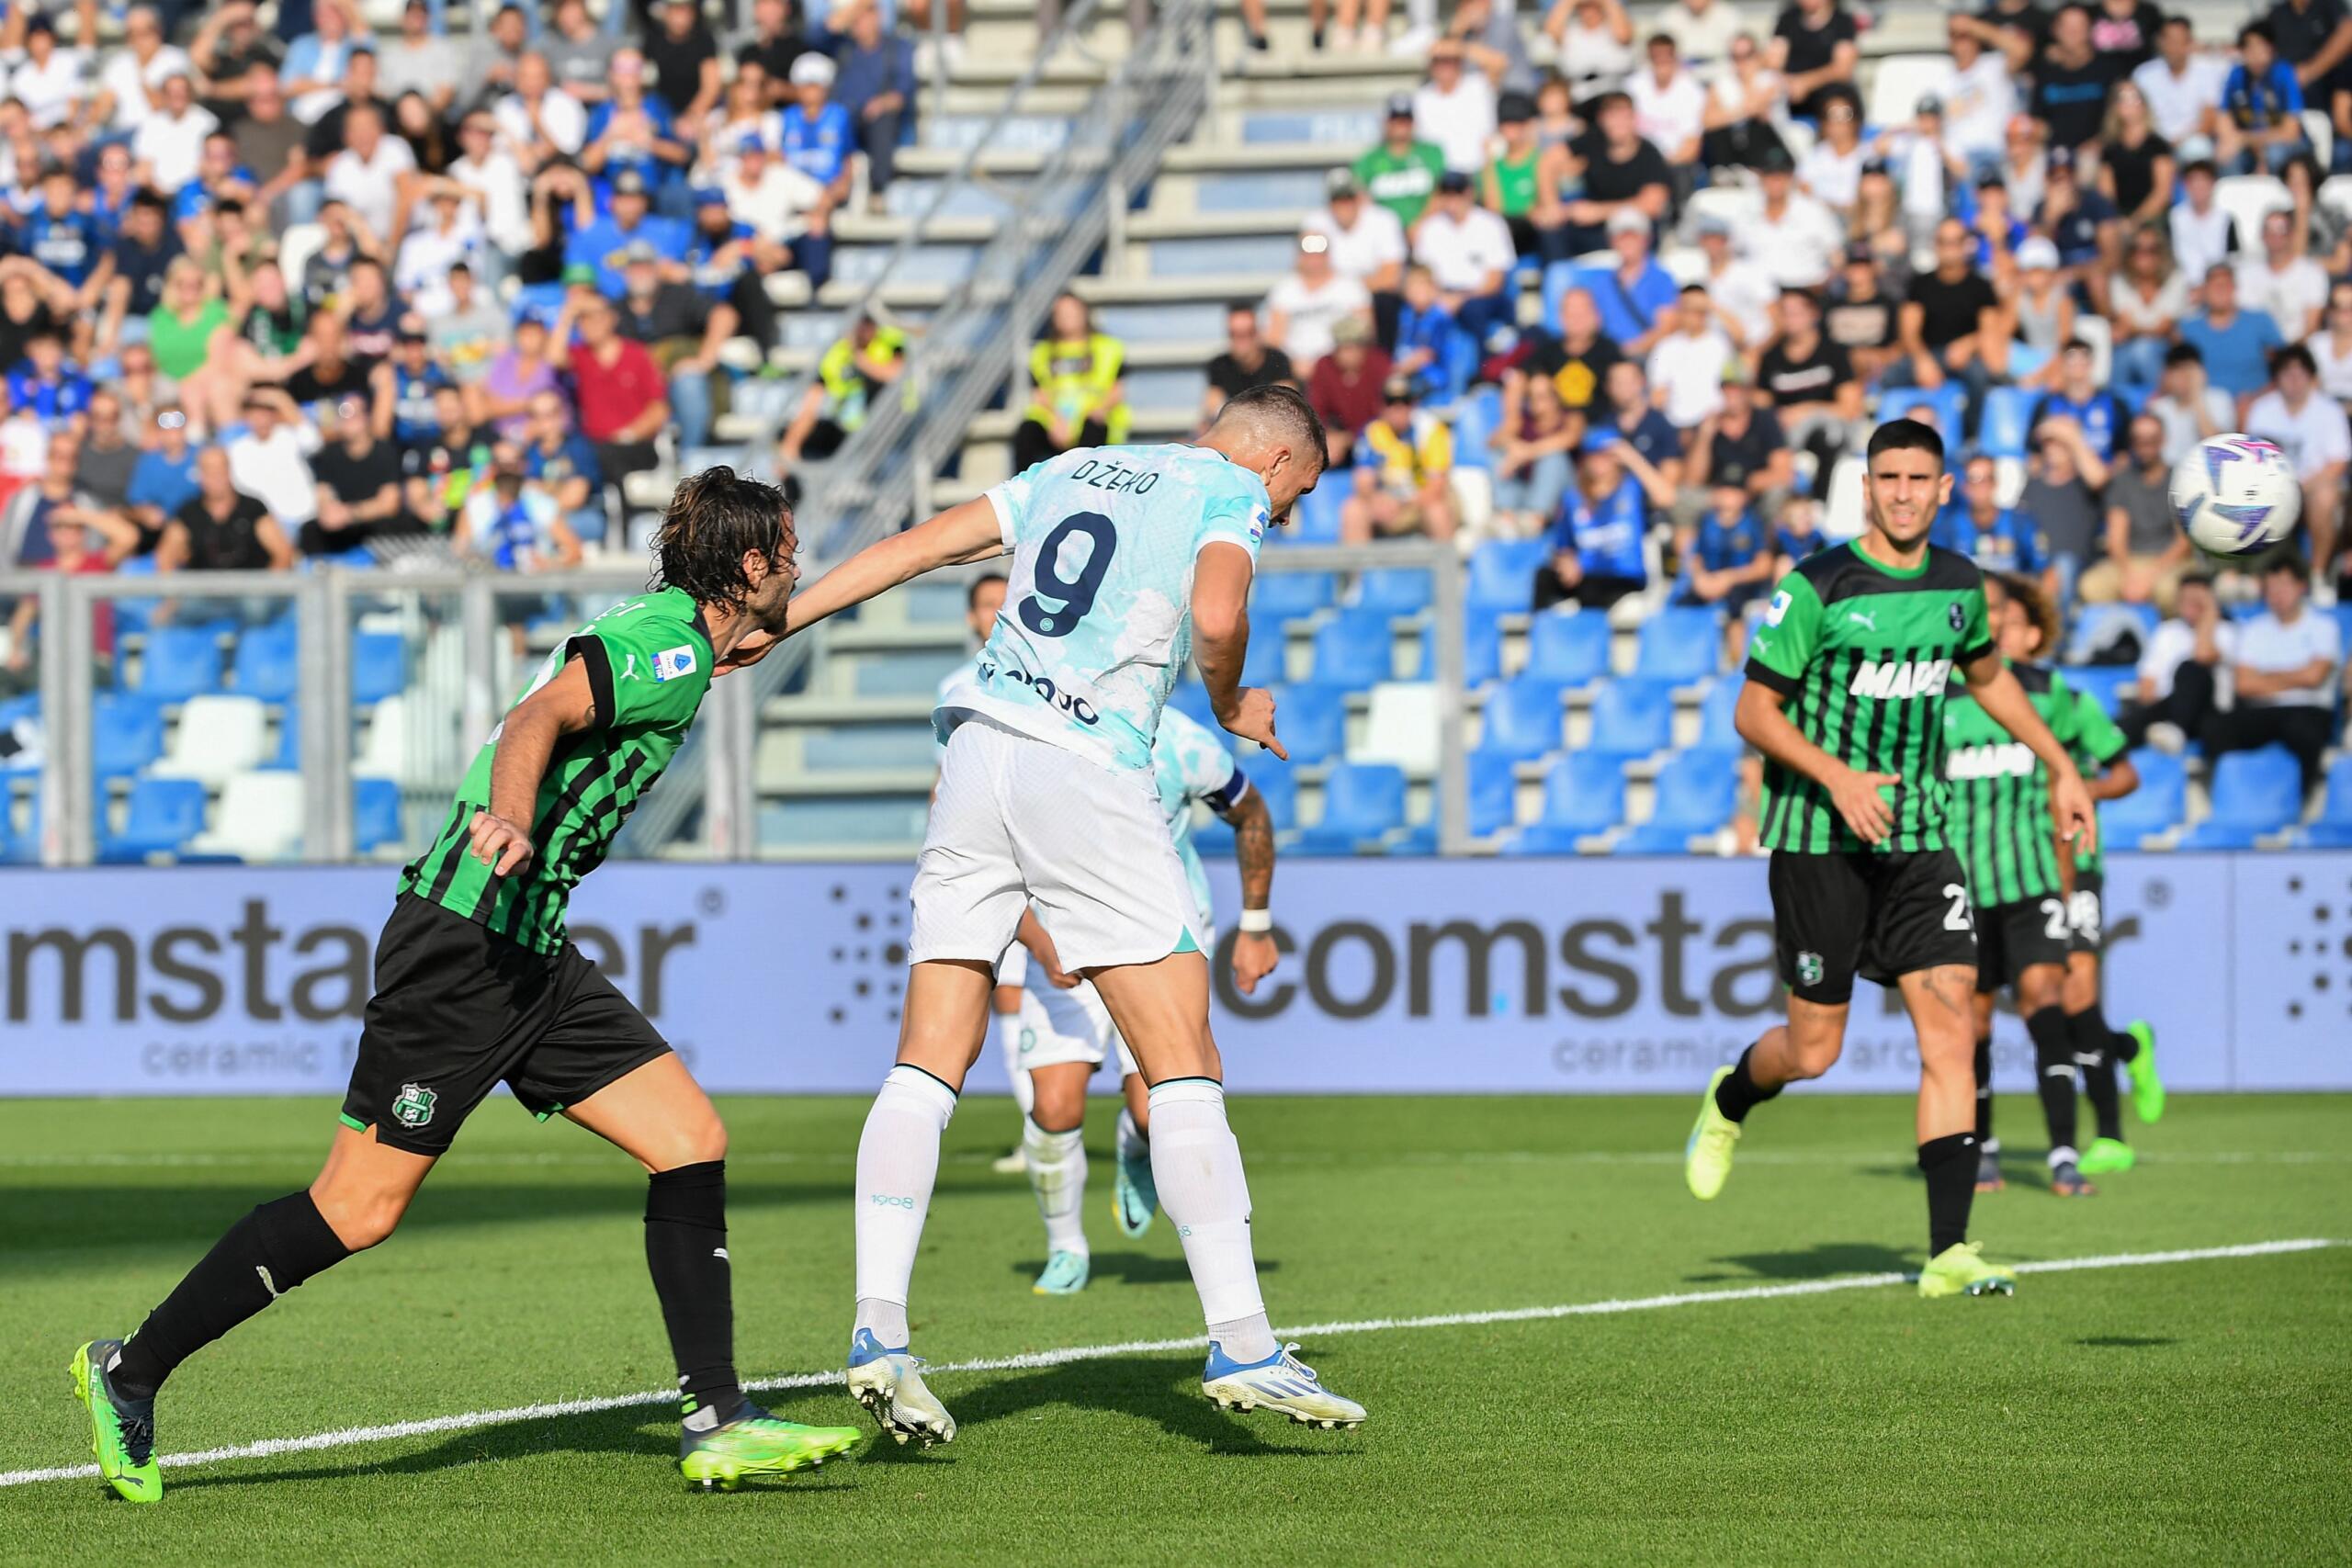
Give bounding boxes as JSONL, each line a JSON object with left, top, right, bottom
{"left": 652, "top": 466, "right": 792, "bottom": 609}
{"left": 1992, "top": 570, "right": 2061, "bottom": 659}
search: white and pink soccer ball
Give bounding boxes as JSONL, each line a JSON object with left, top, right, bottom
{"left": 2167, "top": 435, "right": 2301, "bottom": 558}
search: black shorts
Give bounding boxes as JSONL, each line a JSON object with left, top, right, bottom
{"left": 2066, "top": 870, "right": 2105, "bottom": 956}
{"left": 1973, "top": 895, "right": 2075, "bottom": 994}
{"left": 340, "top": 894, "right": 672, "bottom": 1156}
{"left": 1770, "top": 849, "right": 1980, "bottom": 1005}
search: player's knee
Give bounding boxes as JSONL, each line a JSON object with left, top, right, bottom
{"left": 1030, "top": 1077, "right": 1086, "bottom": 1132}
{"left": 2018, "top": 965, "right": 2066, "bottom": 1016}
{"left": 311, "top": 1185, "right": 410, "bottom": 1251}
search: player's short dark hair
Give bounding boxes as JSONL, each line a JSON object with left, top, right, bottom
{"left": 2271, "top": 343, "right": 2319, "bottom": 378}
{"left": 653, "top": 465, "right": 792, "bottom": 608}
{"left": 1211, "top": 382, "right": 1329, "bottom": 472}
{"left": 967, "top": 571, "right": 1007, "bottom": 609}
{"left": 1867, "top": 416, "right": 1944, "bottom": 469}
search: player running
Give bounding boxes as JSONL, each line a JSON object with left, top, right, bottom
{"left": 1683, "top": 419, "right": 2097, "bottom": 1299}
{"left": 1010, "top": 703, "right": 1282, "bottom": 1292}
{"left": 69, "top": 469, "right": 864, "bottom": 1503}
{"left": 1943, "top": 572, "right": 2096, "bottom": 1197}
{"left": 737, "top": 385, "right": 1362, "bottom": 1439}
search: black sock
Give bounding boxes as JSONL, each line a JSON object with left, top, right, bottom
{"left": 645, "top": 1161, "right": 741, "bottom": 1426}
{"left": 1712, "top": 1043, "right": 1782, "bottom": 1123}
{"left": 2104, "top": 1007, "right": 2142, "bottom": 1064}
{"left": 110, "top": 1192, "right": 351, "bottom": 1401}
{"left": 2028, "top": 1006, "right": 2078, "bottom": 1159}
{"left": 1917, "top": 1132, "right": 1979, "bottom": 1258}
{"left": 1972, "top": 1033, "right": 1994, "bottom": 1145}
{"left": 2072, "top": 1008, "right": 2124, "bottom": 1143}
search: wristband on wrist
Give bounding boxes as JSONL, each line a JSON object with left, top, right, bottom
{"left": 1238, "top": 908, "right": 1272, "bottom": 934}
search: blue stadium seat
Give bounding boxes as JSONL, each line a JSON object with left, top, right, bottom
{"left": 100, "top": 776, "right": 209, "bottom": 863}
{"left": 1254, "top": 570, "right": 1335, "bottom": 623}
{"left": 1616, "top": 752, "right": 1740, "bottom": 852}
{"left": 356, "top": 777, "right": 402, "bottom": 853}
{"left": 110, "top": 554, "right": 162, "bottom": 642}
{"left": 2099, "top": 748, "right": 2186, "bottom": 844}
{"left": 1241, "top": 626, "right": 1289, "bottom": 686}
{"left": 1249, "top": 759, "right": 1298, "bottom": 831}
{"left": 1692, "top": 677, "right": 1743, "bottom": 756}
{"left": 1634, "top": 606, "right": 1724, "bottom": 682}
{"left": 134, "top": 624, "right": 226, "bottom": 702}
{"left": 1270, "top": 682, "right": 1348, "bottom": 765}
{"left": 1585, "top": 677, "right": 1676, "bottom": 761}
{"left": 232, "top": 616, "right": 301, "bottom": 702}
{"left": 1308, "top": 609, "right": 1396, "bottom": 689}
{"left": 2060, "top": 664, "right": 2135, "bottom": 719}
{"left": 1501, "top": 753, "right": 1624, "bottom": 852}
{"left": 2179, "top": 745, "right": 2305, "bottom": 848}
{"left": 1467, "top": 537, "right": 1548, "bottom": 611}
{"left": 1288, "top": 483, "right": 1345, "bottom": 545}
{"left": 1354, "top": 568, "right": 1433, "bottom": 615}
{"left": 1875, "top": 384, "right": 1964, "bottom": 449}
{"left": 1448, "top": 387, "right": 1503, "bottom": 472}
{"left": 266, "top": 704, "right": 300, "bottom": 770}
{"left": 1978, "top": 387, "right": 2035, "bottom": 459}
{"left": 1469, "top": 750, "right": 1520, "bottom": 836}
{"left": 2066, "top": 603, "right": 2159, "bottom": 663}
{"left": 0, "top": 694, "right": 34, "bottom": 775}
{"left": 1294, "top": 761, "right": 1406, "bottom": 854}
{"left": 1474, "top": 677, "right": 1566, "bottom": 762}
{"left": 94, "top": 694, "right": 166, "bottom": 781}
{"left": 1194, "top": 816, "right": 1236, "bottom": 857}
{"left": 2301, "top": 758, "right": 2352, "bottom": 847}
{"left": 1465, "top": 605, "right": 1504, "bottom": 685}
{"left": 352, "top": 632, "right": 406, "bottom": 708}
{"left": 1522, "top": 610, "right": 1610, "bottom": 686}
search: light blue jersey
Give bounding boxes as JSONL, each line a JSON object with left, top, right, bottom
{"left": 942, "top": 445, "right": 1272, "bottom": 772}
{"left": 1151, "top": 705, "right": 1249, "bottom": 925}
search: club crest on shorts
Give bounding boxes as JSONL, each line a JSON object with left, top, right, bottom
{"left": 391, "top": 1082, "right": 437, "bottom": 1128}
{"left": 1948, "top": 602, "right": 1966, "bottom": 631}
{"left": 1796, "top": 951, "right": 1825, "bottom": 987}
{"left": 652, "top": 645, "right": 698, "bottom": 682}
{"left": 1018, "top": 1026, "right": 1037, "bottom": 1055}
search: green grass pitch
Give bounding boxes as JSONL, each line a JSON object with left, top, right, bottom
{"left": 3, "top": 1092, "right": 2347, "bottom": 1565}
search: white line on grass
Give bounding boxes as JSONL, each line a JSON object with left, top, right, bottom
{"left": 1, "top": 1237, "right": 2335, "bottom": 1491}
{"left": 4, "top": 1149, "right": 2345, "bottom": 1170}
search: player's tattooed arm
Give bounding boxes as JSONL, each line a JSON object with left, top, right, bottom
{"left": 1223, "top": 787, "right": 1281, "bottom": 996}
{"left": 1960, "top": 650, "right": 2098, "bottom": 857}
{"left": 469, "top": 655, "right": 599, "bottom": 877}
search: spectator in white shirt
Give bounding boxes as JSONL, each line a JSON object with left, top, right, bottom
{"left": 2147, "top": 343, "right": 2236, "bottom": 465}
{"left": 1645, "top": 284, "right": 1735, "bottom": 428}
{"left": 2245, "top": 343, "right": 2351, "bottom": 589}
{"left": 719, "top": 140, "right": 826, "bottom": 247}
{"left": 2120, "top": 570, "right": 2233, "bottom": 749}
{"left": 1264, "top": 231, "right": 1374, "bottom": 371}
{"left": 1935, "top": 19, "right": 2015, "bottom": 178}
{"left": 130, "top": 74, "right": 220, "bottom": 197}
{"left": 1627, "top": 32, "right": 1706, "bottom": 170}
{"left": 1306, "top": 170, "right": 1408, "bottom": 294}
{"left": 2131, "top": 15, "right": 2228, "bottom": 146}
{"left": 446, "top": 112, "right": 535, "bottom": 290}
{"left": 8, "top": 13, "right": 87, "bottom": 132}
{"left": 322, "top": 102, "right": 417, "bottom": 242}
{"left": 1544, "top": 0, "right": 1636, "bottom": 106}
{"left": 1655, "top": 0, "right": 1747, "bottom": 67}
{"left": 1413, "top": 41, "right": 1498, "bottom": 174}
{"left": 2236, "top": 208, "right": 2331, "bottom": 341}
{"left": 1412, "top": 170, "right": 1518, "bottom": 339}
{"left": 393, "top": 186, "right": 485, "bottom": 321}
{"left": 1742, "top": 151, "right": 1843, "bottom": 290}
{"left": 95, "top": 6, "right": 192, "bottom": 134}
{"left": 1692, "top": 215, "right": 1779, "bottom": 349}
{"left": 2168, "top": 158, "right": 2237, "bottom": 295}
{"left": 225, "top": 390, "right": 322, "bottom": 528}
{"left": 2205, "top": 555, "right": 2343, "bottom": 791}
{"left": 493, "top": 52, "right": 590, "bottom": 170}
{"left": 1796, "top": 86, "right": 1867, "bottom": 214}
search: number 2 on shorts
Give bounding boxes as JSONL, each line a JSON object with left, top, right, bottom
{"left": 1018, "top": 513, "right": 1117, "bottom": 637}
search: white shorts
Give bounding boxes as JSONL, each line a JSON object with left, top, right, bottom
{"left": 1008, "top": 920, "right": 1216, "bottom": 1082}
{"left": 911, "top": 717, "right": 1201, "bottom": 973}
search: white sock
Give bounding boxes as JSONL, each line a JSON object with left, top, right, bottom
{"left": 2047, "top": 1145, "right": 2078, "bottom": 1168}
{"left": 1115, "top": 1103, "right": 1148, "bottom": 1161}
{"left": 853, "top": 1065, "right": 957, "bottom": 1347}
{"left": 1148, "top": 1078, "right": 1275, "bottom": 1361}
{"left": 1023, "top": 1118, "right": 1089, "bottom": 1256}
{"left": 998, "top": 1012, "right": 1035, "bottom": 1118}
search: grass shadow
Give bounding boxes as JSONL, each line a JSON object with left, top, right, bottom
{"left": 940, "top": 1353, "right": 1361, "bottom": 1459}
{"left": 1686, "top": 1240, "right": 1917, "bottom": 1283}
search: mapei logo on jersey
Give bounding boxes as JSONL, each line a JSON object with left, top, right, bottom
{"left": 651, "top": 646, "right": 698, "bottom": 682}
{"left": 1944, "top": 740, "right": 2037, "bottom": 779}
{"left": 1848, "top": 657, "right": 1951, "bottom": 699}
{"left": 1764, "top": 589, "right": 1792, "bottom": 626}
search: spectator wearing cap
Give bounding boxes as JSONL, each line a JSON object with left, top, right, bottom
{"left": 1306, "top": 315, "right": 1394, "bottom": 467}
{"left": 1675, "top": 479, "right": 1775, "bottom": 614}
{"left": 1571, "top": 208, "right": 1678, "bottom": 359}
{"left": 1202, "top": 304, "right": 1297, "bottom": 426}
{"left": 1307, "top": 170, "right": 1408, "bottom": 334}
{"left": 836, "top": 1, "right": 918, "bottom": 208}
{"left": 2004, "top": 236, "right": 2075, "bottom": 389}
{"left": 1482, "top": 95, "right": 1547, "bottom": 260}
{"left": 281, "top": 0, "right": 364, "bottom": 125}
{"left": 306, "top": 395, "right": 408, "bottom": 557}
{"left": 1890, "top": 217, "right": 2002, "bottom": 413}
{"left": 1768, "top": 0, "right": 1857, "bottom": 122}
{"left": 2210, "top": 555, "right": 2342, "bottom": 785}
{"left": 1353, "top": 96, "right": 1447, "bottom": 228}
{"left": 541, "top": 0, "right": 617, "bottom": 106}
{"left": 1389, "top": 265, "right": 1460, "bottom": 403}
{"left": 556, "top": 288, "right": 668, "bottom": 501}
{"left": 2238, "top": 206, "right": 2332, "bottom": 342}
{"left": 2221, "top": 22, "right": 2312, "bottom": 174}
{"left": 1342, "top": 373, "right": 1457, "bottom": 546}
{"left": 1740, "top": 149, "right": 1842, "bottom": 291}
{"left": 778, "top": 316, "right": 906, "bottom": 468}
{"left": 1489, "top": 372, "right": 1575, "bottom": 535}
{"left": 1414, "top": 40, "right": 1498, "bottom": 175}
{"left": 1933, "top": 17, "right": 2016, "bottom": 181}
{"left": 1697, "top": 31, "right": 1790, "bottom": 171}
{"left": 520, "top": 391, "right": 607, "bottom": 545}
{"left": 2245, "top": 341, "right": 2351, "bottom": 581}
{"left": 2081, "top": 412, "right": 2198, "bottom": 612}
{"left": 2182, "top": 264, "right": 2286, "bottom": 416}
{"left": 567, "top": 171, "right": 693, "bottom": 299}
{"left": 616, "top": 243, "right": 738, "bottom": 453}
{"left": 1626, "top": 32, "right": 1706, "bottom": 182}
{"left": 1963, "top": 166, "right": 2027, "bottom": 270}
{"left": 2132, "top": 14, "right": 2229, "bottom": 145}
{"left": 1544, "top": 0, "right": 1636, "bottom": 108}
{"left": 1536, "top": 431, "right": 1665, "bottom": 610}
{"left": 1413, "top": 170, "right": 1516, "bottom": 341}
{"left": 1548, "top": 90, "right": 1669, "bottom": 259}
{"left": 780, "top": 53, "right": 856, "bottom": 211}
{"left": 493, "top": 51, "right": 590, "bottom": 170}
{"left": 1264, "top": 231, "right": 1374, "bottom": 373}
{"left": 717, "top": 139, "right": 832, "bottom": 288}
{"left": 1013, "top": 293, "right": 1130, "bottom": 470}
{"left": 584, "top": 50, "right": 693, "bottom": 213}
{"left": 647, "top": 0, "right": 725, "bottom": 130}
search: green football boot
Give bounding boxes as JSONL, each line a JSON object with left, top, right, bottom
{"left": 2123, "top": 1022, "right": 2165, "bottom": 1123}
{"left": 678, "top": 1402, "right": 862, "bottom": 1492}
{"left": 70, "top": 1339, "right": 160, "bottom": 1504}
{"left": 2078, "top": 1136, "right": 2136, "bottom": 1176}
{"left": 1917, "top": 1242, "right": 2018, "bottom": 1299}
{"left": 1684, "top": 1066, "right": 1742, "bottom": 1201}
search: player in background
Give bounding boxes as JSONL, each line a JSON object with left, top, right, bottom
{"left": 1684, "top": 419, "right": 2098, "bottom": 1299}
{"left": 70, "top": 470, "right": 865, "bottom": 1503}
{"left": 734, "top": 386, "right": 1363, "bottom": 1439}
{"left": 1013, "top": 703, "right": 1282, "bottom": 1293}
{"left": 1944, "top": 572, "right": 2094, "bottom": 1197}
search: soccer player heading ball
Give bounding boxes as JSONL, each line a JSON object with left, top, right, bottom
{"left": 73, "top": 468, "right": 865, "bottom": 1502}
{"left": 1682, "top": 418, "right": 2098, "bottom": 1299}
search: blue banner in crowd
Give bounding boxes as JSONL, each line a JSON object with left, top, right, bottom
{"left": 0, "top": 855, "right": 2345, "bottom": 1097}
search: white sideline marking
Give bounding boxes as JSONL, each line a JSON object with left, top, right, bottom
{"left": 3, "top": 1237, "right": 2335, "bottom": 1491}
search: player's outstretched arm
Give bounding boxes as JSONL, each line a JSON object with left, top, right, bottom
{"left": 1961, "top": 649, "right": 2098, "bottom": 857}
{"left": 786, "top": 497, "right": 1010, "bottom": 636}
{"left": 469, "top": 654, "right": 600, "bottom": 877}
{"left": 1218, "top": 784, "right": 1281, "bottom": 995}
{"left": 1193, "top": 540, "right": 1287, "bottom": 760}
{"left": 1733, "top": 679, "right": 1900, "bottom": 845}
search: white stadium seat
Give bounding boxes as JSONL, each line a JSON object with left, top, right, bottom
{"left": 1866, "top": 54, "right": 1950, "bottom": 130}
{"left": 2214, "top": 175, "right": 2293, "bottom": 253}
{"left": 1353, "top": 682, "right": 1442, "bottom": 775}
{"left": 2072, "top": 312, "right": 2113, "bottom": 387}
{"left": 151, "top": 694, "right": 268, "bottom": 786}
{"left": 356, "top": 693, "right": 413, "bottom": 785}
{"left": 187, "top": 771, "right": 306, "bottom": 862}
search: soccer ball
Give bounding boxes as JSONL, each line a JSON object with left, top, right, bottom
{"left": 2167, "top": 435, "right": 2301, "bottom": 558}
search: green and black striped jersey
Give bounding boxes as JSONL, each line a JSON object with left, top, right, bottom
{"left": 401, "top": 588, "right": 715, "bottom": 955}
{"left": 1940, "top": 660, "right": 2081, "bottom": 905}
{"left": 1745, "top": 541, "right": 1994, "bottom": 854}
{"left": 2065, "top": 683, "right": 2131, "bottom": 875}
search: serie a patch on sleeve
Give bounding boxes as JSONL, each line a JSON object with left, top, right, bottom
{"left": 652, "top": 645, "right": 700, "bottom": 682}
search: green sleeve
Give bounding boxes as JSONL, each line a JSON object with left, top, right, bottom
{"left": 2074, "top": 688, "right": 2130, "bottom": 767}
{"left": 2043, "top": 670, "right": 2082, "bottom": 750}
{"left": 1743, "top": 571, "right": 1823, "bottom": 695}
{"left": 1955, "top": 581, "right": 1994, "bottom": 667}
{"left": 569, "top": 619, "right": 709, "bottom": 731}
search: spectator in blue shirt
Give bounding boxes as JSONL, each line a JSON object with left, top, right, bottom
{"left": 685, "top": 188, "right": 782, "bottom": 350}
{"left": 1576, "top": 209, "right": 1679, "bottom": 360}
{"left": 520, "top": 389, "right": 607, "bottom": 544}
{"left": 18, "top": 167, "right": 101, "bottom": 296}
{"left": 780, "top": 53, "right": 856, "bottom": 210}
{"left": 1772, "top": 493, "right": 1827, "bottom": 570}
{"left": 1533, "top": 430, "right": 1670, "bottom": 611}
{"left": 565, "top": 170, "right": 693, "bottom": 298}
{"left": 98, "top": 193, "right": 181, "bottom": 360}
{"left": 373, "top": 326, "right": 451, "bottom": 459}
{"left": 2032, "top": 149, "right": 2118, "bottom": 277}
{"left": 126, "top": 405, "right": 203, "bottom": 548}
{"left": 1596, "top": 359, "right": 1686, "bottom": 483}
{"left": 2179, "top": 263, "right": 2287, "bottom": 413}
{"left": 2028, "top": 341, "right": 2131, "bottom": 465}
{"left": 1937, "top": 452, "right": 2058, "bottom": 595}
{"left": 1390, "top": 265, "right": 1460, "bottom": 402}
{"left": 6, "top": 331, "right": 94, "bottom": 429}
{"left": 2219, "top": 22, "right": 2310, "bottom": 174}
{"left": 1675, "top": 482, "right": 1775, "bottom": 614}
{"left": 582, "top": 51, "right": 694, "bottom": 215}
{"left": 833, "top": 0, "right": 916, "bottom": 204}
